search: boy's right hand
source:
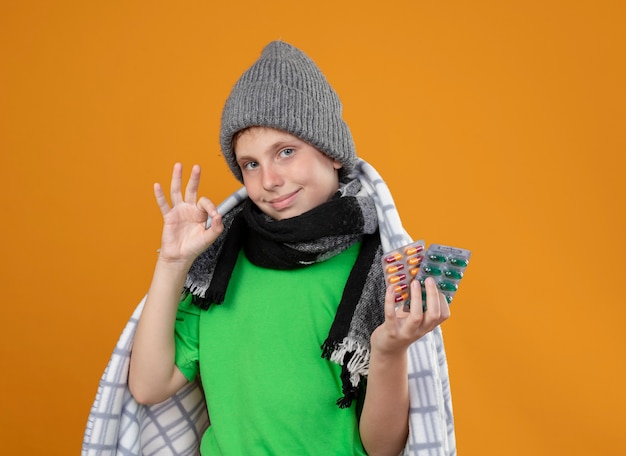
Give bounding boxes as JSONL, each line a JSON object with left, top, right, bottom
{"left": 154, "top": 163, "right": 224, "bottom": 266}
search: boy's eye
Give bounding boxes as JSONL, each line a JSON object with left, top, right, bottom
{"left": 279, "top": 148, "right": 295, "bottom": 157}
{"left": 243, "top": 161, "right": 259, "bottom": 170}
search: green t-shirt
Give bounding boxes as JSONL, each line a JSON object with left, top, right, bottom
{"left": 175, "top": 244, "right": 368, "bottom": 455}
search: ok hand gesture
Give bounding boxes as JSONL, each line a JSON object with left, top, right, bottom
{"left": 154, "top": 163, "right": 224, "bottom": 266}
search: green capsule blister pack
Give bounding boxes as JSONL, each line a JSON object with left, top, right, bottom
{"left": 415, "top": 244, "right": 471, "bottom": 305}
{"left": 382, "top": 241, "right": 471, "bottom": 311}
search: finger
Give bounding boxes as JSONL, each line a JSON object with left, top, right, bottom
{"left": 184, "top": 164, "right": 201, "bottom": 203}
{"left": 153, "top": 182, "right": 170, "bottom": 216}
{"left": 197, "top": 196, "right": 224, "bottom": 231}
{"left": 383, "top": 285, "right": 399, "bottom": 326}
{"left": 169, "top": 163, "right": 184, "bottom": 205}
{"left": 439, "top": 291, "right": 451, "bottom": 320}
{"left": 424, "top": 277, "right": 443, "bottom": 320}
{"left": 409, "top": 279, "right": 425, "bottom": 318}
{"left": 207, "top": 211, "right": 224, "bottom": 234}
{"left": 196, "top": 196, "right": 217, "bottom": 219}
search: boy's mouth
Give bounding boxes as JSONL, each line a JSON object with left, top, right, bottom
{"left": 268, "top": 190, "right": 299, "bottom": 211}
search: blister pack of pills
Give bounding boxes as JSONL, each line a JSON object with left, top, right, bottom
{"left": 381, "top": 241, "right": 471, "bottom": 311}
{"left": 415, "top": 244, "right": 471, "bottom": 305}
{"left": 381, "top": 240, "right": 426, "bottom": 310}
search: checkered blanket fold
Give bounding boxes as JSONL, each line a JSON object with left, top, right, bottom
{"left": 82, "top": 159, "right": 456, "bottom": 455}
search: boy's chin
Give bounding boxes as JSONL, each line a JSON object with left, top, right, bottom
{"left": 262, "top": 206, "right": 306, "bottom": 221}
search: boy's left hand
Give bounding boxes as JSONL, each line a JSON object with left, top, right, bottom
{"left": 370, "top": 277, "right": 450, "bottom": 356}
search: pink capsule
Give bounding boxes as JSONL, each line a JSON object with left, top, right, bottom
{"left": 394, "top": 283, "right": 408, "bottom": 293}
{"left": 394, "top": 292, "right": 409, "bottom": 303}
{"left": 405, "top": 245, "right": 424, "bottom": 256}
{"left": 407, "top": 255, "right": 423, "bottom": 266}
{"left": 386, "top": 263, "right": 405, "bottom": 274}
{"left": 384, "top": 252, "right": 403, "bottom": 264}
{"left": 389, "top": 273, "right": 407, "bottom": 284}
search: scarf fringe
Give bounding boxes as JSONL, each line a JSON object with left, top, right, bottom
{"left": 328, "top": 337, "right": 370, "bottom": 386}
{"left": 186, "top": 282, "right": 208, "bottom": 298}
{"left": 186, "top": 284, "right": 228, "bottom": 310}
{"left": 190, "top": 292, "right": 219, "bottom": 310}
{"left": 322, "top": 337, "right": 370, "bottom": 408}
{"left": 322, "top": 336, "right": 371, "bottom": 408}
{"left": 185, "top": 284, "right": 212, "bottom": 310}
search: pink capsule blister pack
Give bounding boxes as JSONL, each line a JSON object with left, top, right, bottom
{"left": 382, "top": 241, "right": 471, "bottom": 311}
{"left": 381, "top": 240, "right": 426, "bottom": 311}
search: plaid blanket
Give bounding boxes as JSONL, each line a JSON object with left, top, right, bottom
{"left": 82, "top": 159, "right": 457, "bottom": 455}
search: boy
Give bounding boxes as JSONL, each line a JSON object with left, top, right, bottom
{"left": 125, "top": 41, "right": 452, "bottom": 455}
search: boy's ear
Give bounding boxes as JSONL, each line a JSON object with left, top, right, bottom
{"left": 332, "top": 159, "right": 343, "bottom": 170}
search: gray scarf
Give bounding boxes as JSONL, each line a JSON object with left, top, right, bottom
{"left": 184, "top": 179, "right": 386, "bottom": 407}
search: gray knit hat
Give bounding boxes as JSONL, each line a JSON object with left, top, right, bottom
{"left": 220, "top": 41, "right": 357, "bottom": 182}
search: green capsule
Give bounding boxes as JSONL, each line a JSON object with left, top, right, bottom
{"left": 428, "top": 253, "right": 447, "bottom": 263}
{"left": 422, "top": 265, "right": 442, "bottom": 276}
{"left": 438, "top": 281, "right": 458, "bottom": 292}
{"left": 444, "top": 269, "right": 464, "bottom": 280}
{"left": 449, "top": 257, "right": 469, "bottom": 267}
{"left": 445, "top": 294, "right": 454, "bottom": 304}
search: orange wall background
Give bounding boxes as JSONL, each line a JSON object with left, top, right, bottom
{"left": 1, "top": 1, "right": 624, "bottom": 454}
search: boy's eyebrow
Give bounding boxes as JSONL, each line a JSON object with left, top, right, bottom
{"left": 235, "top": 138, "right": 301, "bottom": 162}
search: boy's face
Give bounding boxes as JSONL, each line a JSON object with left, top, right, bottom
{"left": 234, "top": 127, "right": 342, "bottom": 220}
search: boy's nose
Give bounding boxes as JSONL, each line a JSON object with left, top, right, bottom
{"left": 261, "top": 165, "right": 283, "bottom": 190}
